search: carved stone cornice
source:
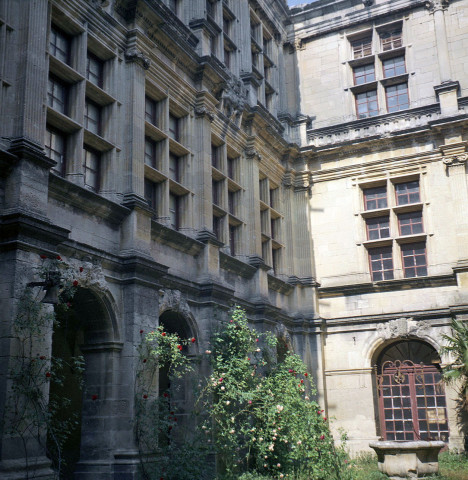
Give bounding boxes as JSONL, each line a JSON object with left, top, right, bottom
{"left": 376, "top": 317, "right": 430, "bottom": 340}
{"left": 425, "top": 0, "right": 450, "bottom": 12}
{"left": 124, "top": 47, "right": 151, "bottom": 70}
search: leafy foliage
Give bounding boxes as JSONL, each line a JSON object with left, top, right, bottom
{"left": 441, "top": 319, "right": 468, "bottom": 409}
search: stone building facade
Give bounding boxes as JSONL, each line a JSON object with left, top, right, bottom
{"left": 0, "top": 0, "right": 467, "bottom": 478}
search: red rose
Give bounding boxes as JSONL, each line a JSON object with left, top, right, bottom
{"left": 323, "top": 417, "right": 327, "bottom": 421}
{"left": 320, "top": 435, "right": 325, "bottom": 440}
{"left": 300, "top": 379, "right": 304, "bottom": 384}
{"left": 143, "top": 359, "right": 147, "bottom": 363}
{"left": 304, "top": 373, "right": 308, "bottom": 377}
{"left": 170, "top": 411, "right": 174, "bottom": 415}
{"left": 163, "top": 393, "right": 169, "bottom": 398}
{"left": 91, "top": 394, "right": 98, "bottom": 401}
{"left": 139, "top": 329, "right": 144, "bottom": 334}
{"left": 56, "top": 255, "right": 62, "bottom": 261}
{"left": 45, "top": 372, "right": 51, "bottom": 378}
{"left": 161, "top": 332, "right": 166, "bottom": 336}
{"left": 288, "top": 369, "right": 294, "bottom": 373}
{"left": 143, "top": 394, "right": 148, "bottom": 399}
{"left": 40, "top": 254, "right": 47, "bottom": 259}
{"left": 177, "top": 345, "right": 182, "bottom": 351}
{"left": 219, "top": 378, "right": 223, "bottom": 383}
{"left": 191, "top": 337, "right": 196, "bottom": 343}
{"left": 73, "top": 280, "right": 78, "bottom": 287}
{"left": 67, "top": 302, "right": 71, "bottom": 307}
{"left": 174, "top": 418, "right": 178, "bottom": 422}
{"left": 168, "top": 426, "right": 172, "bottom": 431}
{"left": 39, "top": 355, "right": 46, "bottom": 360}
{"left": 79, "top": 266, "right": 84, "bottom": 272}
{"left": 256, "top": 338, "right": 259, "bottom": 342}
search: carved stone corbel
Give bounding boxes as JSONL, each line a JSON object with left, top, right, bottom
{"left": 425, "top": 0, "right": 450, "bottom": 12}
{"left": 245, "top": 147, "right": 261, "bottom": 162}
{"left": 194, "top": 105, "right": 215, "bottom": 122}
{"left": 124, "top": 47, "right": 151, "bottom": 70}
{"left": 362, "top": 0, "right": 374, "bottom": 6}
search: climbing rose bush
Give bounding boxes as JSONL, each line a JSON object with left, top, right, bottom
{"left": 198, "top": 306, "right": 351, "bottom": 480}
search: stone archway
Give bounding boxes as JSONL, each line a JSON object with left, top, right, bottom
{"left": 372, "top": 338, "right": 449, "bottom": 443}
{"left": 51, "top": 287, "right": 121, "bottom": 480}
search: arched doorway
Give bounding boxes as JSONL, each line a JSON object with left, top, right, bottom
{"left": 48, "top": 287, "right": 120, "bottom": 479}
{"left": 375, "top": 339, "right": 449, "bottom": 442}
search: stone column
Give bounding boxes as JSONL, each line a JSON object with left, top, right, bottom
{"left": 441, "top": 143, "right": 468, "bottom": 266}
{"left": 426, "top": 1, "right": 460, "bottom": 115}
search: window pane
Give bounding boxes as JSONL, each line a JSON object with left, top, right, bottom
{"left": 45, "top": 127, "right": 65, "bottom": 175}
{"left": 395, "top": 181, "right": 420, "bottom": 205}
{"left": 48, "top": 77, "right": 67, "bottom": 114}
{"left": 85, "top": 100, "right": 101, "bottom": 135}
{"left": 369, "top": 247, "right": 393, "bottom": 281}
{"left": 401, "top": 243, "right": 427, "bottom": 278}
{"left": 169, "top": 114, "right": 179, "bottom": 141}
{"left": 86, "top": 53, "right": 103, "bottom": 87}
{"left": 50, "top": 26, "right": 70, "bottom": 64}
{"left": 83, "top": 148, "right": 100, "bottom": 191}
{"left": 352, "top": 37, "right": 372, "bottom": 59}
{"left": 353, "top": 63, "right": 375, "bottom": 85}
{"left": 363, "top": 186, "right": 387, "bottom": 210}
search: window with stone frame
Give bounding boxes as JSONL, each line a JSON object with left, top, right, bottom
{"left": 169, "top": 153, "right": 180, "bottom": 183}
{"left": 353, "top": 63, "right": 375, "bottom": 85}
{"left": 395, "top": 180, "right": 420, "bottom": 205}
{"left": 355, "top": 90, "right": 379, "bottom": 118}
{"left": 366, "top": 216, "right": 390, "bottom": 240}
{"left": 380, "top": 28, "right": 403, "bottom": 51}
{"left": 363, "top": 185, "right": 387, "bottom": 210}
{"left": 84, "top": 98, "right": 102, "bottom": 135}
{"left": 48, "top": 75, "right": 68, "bottom": 115}
{"left": 86, "top": 52, "right": 104, "bottom": 88}
{"left": 352, "top": 36, "right": 372, "bottom": 59}
{"left": 45, "top": 126, "right": 66, "bottom": 175}
{"left": 83, "top": 147, "right": 100, "bottom": 192}
{"left": 49, "top": 25, "right": 70, "bottom": 64}
{"left": 145, "top": 96, "right": 159, "bottom": 127}
{"left": 369, "top": 246, "right": 394, "bottom": 281}
{"left": 144, "top": 137, "right": 158, "bottom": 169}
{"left": 168, "top": 113, "right": 180, "bottom": 142}
{"left": 386, "top": 83, "right": 409, "bottom": 113}
{"left": 398, "top": 211, "right": 424, "bottom": 236}
{"left": 401, "top": 242, "right": 427, "bottom": 278}
{"left": 382, "top": 56, "right": 406, "bottom": 78}
{"left": 144, "top": 178, "right": 158, "bottom": 211}
{"left": 169, "top": 193, "right": 181, "bottom": 230}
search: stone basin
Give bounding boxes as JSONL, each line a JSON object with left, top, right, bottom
{"left": 369, "top": 440, "right": 446, "bottom": 479}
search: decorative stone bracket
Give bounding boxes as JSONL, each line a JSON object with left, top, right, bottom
{"left": 125, "top": 47, "right": 151, "bottom": 70}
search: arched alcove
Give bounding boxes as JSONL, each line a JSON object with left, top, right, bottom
{"left": 50, "top": 287, "right": 121, "bottom": 479}
{"left": 372, "top": 338, "right": 449, "bottom": 443}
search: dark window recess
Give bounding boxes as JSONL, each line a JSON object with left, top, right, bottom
{"left": 86, "top": 52, "right": 104, "bottom": 88}
{"left": 213, "top": 215, "right": 221, "bottom": 239}
{"left": 169, "top": 114, "right": 179, "bottom": 142}
{"left": 145, "top": 97, "right": 158, "bottom": 126}
{"left": 212, "top": 180, "right": 221, "bottom": 205}
{"left": 83, "top": 147, "right": 100, "bottom": 192}
{"left": 48, "top": 76, "right": 68, "bottom": 115}
{"left": 228, "top": 190, "right": 235, "bottom": 215}
{"left": 49, "top": 26, "right": 70, "bottom": 64}
{"left": 144, "top": 178, "right": 157, "bottom": 211}
{"left": 145, "top": 138, "right": 157, "bottom": 168}
{"left": 169, "top": 193, "right": 180, "bottom": 229}
{"left": 229, "top": 224, "right": 236, "bottom": 256}
{"left": 272, "top": 248, "right": 281, "bottom": 274}
{"left": 356, "top": 90, "right": 378, "bottom": 118}
{"left": 398, "top": 211, "right": 424, "bottom": 236}
{"left": 169, "top": 153, "right": 180, "bottom": 182}
{"left": 386, "top": 83, "right": 409, "bottom": 113}
{"left": 369, "top": 247, "right": 394, "bottom": 281}
{"left": 45, "top": 127, "right": 66, "bottom": 175}
{"left": 401, "top": 242, "right": 427, "bottom": 278}
{"left": 212, "top": 145, "right": 220, "bottom": 169}
{"left": 363, "top": 186, "right": 387, "bottom": 210}
{"left": 395, "top": 181, "right": 420, "bottom": 205}
{"left": 84, "top": 99, "right": 102, "bottom": 136}
{"left": 366, "top": 216, "right": 390, "bottom": 240}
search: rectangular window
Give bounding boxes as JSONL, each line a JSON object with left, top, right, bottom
{"left": 369, "top": 247, "right": 394, "bottom": 281}
{"left": 145, "top": 97, "right": 157, "bottom": 125}
{"left": 381, "top": 29, "right": 403, "bottom": 51}
{"left": 271, "top": 218, "right": 280, "bottom": 240}
{"left": 398, "top": 211, "right": 424, "bottom": 236}
{"left": 227, "top": 156, "right": 236, "bottom": 180}
{"left": 352, "top": 37, "right": 372, "bottom": 59}
{"left": 363, "top": 186, "right": 387, "bottom": 210}
{"left": 144, "top": 138, "right": 157, "bottom": 168}
{"left": 168, "top": 114, "right": 179, "bottom": 142}
{"left": 213, "top": 215, "right": 221, "bottom": 239}
{"left": 47, "top": 76, "right": 67, "bottom": 114}
{"left": 86, "top": 52, "right": 104, "bottom": 88}
{"left": 83, "top": 147, "right": 100, "bottom": 192}
{"left": 229, "top": 224, "right": 236, "bottom": 256}
{"left": 353, "top": 63, "right": 375, "bottom": 85}
{"left": 356, "top": 90, "right": 378, "bottom": 118}
{"left": 224, "top": 48, "right": 231, "bottom": 69}
{"left": 383, "top": 56, "right": 406, "bottom": 78}
{"left": 223, "top": 16, "right": 231, "bottom": 35}
{"left": 144, "top": 178, "right": 157, "bottom": 211}
{"left": 169, "top": 193, "right": 180, "bottom": 229}
{"left": 401, "top": 243, "right": 427, "bottom": 278}
{"left": 228, "top": 190, "right": 236, "bottom": 215}
{"left": 206, "top": 0, "right": 215, "bottom": 17}
{"left": 169, "top": 153, "right": 180, "bottom": 182}
{"left": 84, "top": 99, "right": 101, "bottom": 135}
{"left": 45, "top": 127, "right": 65, "bottom": 175}
{"left": 272, "top": 248, "right": 281, "bottom": 274}
{"left": 386, "top": 83, "right": 409, "bottom": 112}
{"left": 212, "top": 144, "right": 220, "bottom": 169}
{"left": 169, "top": 0, "right": 178, "bottom": 15}
{"left": 395, "top": 181, "right": 420, "bottom": 205}
{"left": 366, "top": 216, "right": 390, "bottom": 240}
{"left": 212, "top": 180, "right": 221, "bottom": 205}
{"left": 49, "top": 26, "right": 70, "bottom": 64}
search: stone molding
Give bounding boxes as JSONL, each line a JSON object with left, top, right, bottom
{"left": 442, "top": 153, "right": 468, "bottom": 167}
{"left": 376, "top": 317, "right": 431, "bottom": 340}
{"left": 124, "top": 47, "right": 151, "bottom": 70}
{"left": 194, "top": 105, "right": 215, "bottom": 122}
